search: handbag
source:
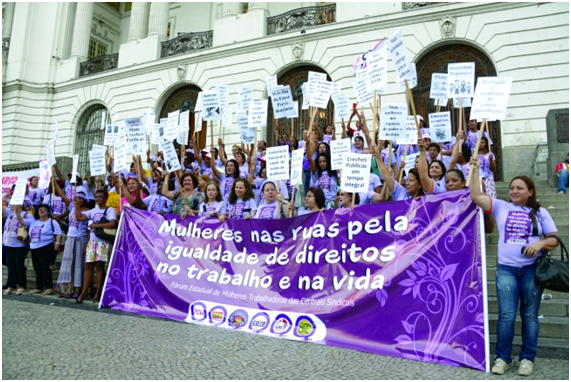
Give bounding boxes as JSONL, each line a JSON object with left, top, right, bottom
{"left": 94, "top": 207, "right": 117, "bottom": 244}
{"left": 16, "top": 213, "right": 30, "bottom": 243}
{"left": 535, "top": 235, "right": 569, "bottom": 293}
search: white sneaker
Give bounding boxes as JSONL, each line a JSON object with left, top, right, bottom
{"left": 557, "top": 191, "right": 565, "bottom": 195}
{"left": 518, "top": 359, "right": 534, "bottom": 376}
{"left": 491, "top": 358, "right": 509, "bottom": 375}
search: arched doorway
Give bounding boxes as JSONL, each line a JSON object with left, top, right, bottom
{"left": 413, "top": 44, "right": 503, "bottom": 180}
{"left": 75, "top": 103, "right": 110, "bottom": 175}
{"left": 159, "top": 84, "right": 207, "bottom": 148}
{"left": 267, "top": 65, "right": 334, "bottom": 146}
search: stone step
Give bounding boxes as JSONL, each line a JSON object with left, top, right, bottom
{"left": 488, "top": 314, "right": 569, "bottom": 339}
{"left": 486, "top": 281, "right": 569, "bottom": 299}
{"left": 488, "top": 297, "right": 569, "bottom": 317}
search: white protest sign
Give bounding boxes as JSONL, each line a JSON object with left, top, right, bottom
{"left": 159, "top": 118, "right": 167, "bottom": 140}
{"left": 331, "top": 82, "right": 342, "bottom": 104}
{"left": 330, "top": 138, "right": 352, "bottom": 170}
{"left": 396, "top": 116, "right": 418, "bottom": 145}
{"left": 434, "top": 98, "right": 449, "bottom": 107}
{"left": 45, "top": 139, "right": 56, "bottom": 167}
{"left": 308, "top": 71, "right": 326, "bottom": 82}
{"left": 144, "top": 111, "right": 155, "bottom": 135}
{"left": 447, "top": 62, "right": 475, "bottom": 98}
{"left": 113, "top": 143, "right": 127, "bottom": 173}
{"left": 248, "top": 100, "right": 268, "bottom": 128}
{"left": 151, "top": 124, "right": 161, "bottom": 145}
{"left": 310, "top": 80, "right": 333, "bottom": 109}
{"left": 195, "top": 92, "right": 203, "bottom": 112}
{"left": 70, "top": 154, "right": 79, "bottom": 184}
{"left": 53, "top": 119, "right": 60, "bottom": 140}
{"left": 89, "top": 150, "right": 106, "bottom": 176}
{"left": 104, "top": 124, "right": 119, "bottom": 146}
{"left": 92, "top": 144, "right": 107, "bottom": 153}
{"left": 165, "top": 110, "right": 180, "bottom": 141}
{"left": 404, "top": 153, "right": 419, "bottom": 175}
{"left": 38, "top": 160, "right": 50, "bottom": 189}
{"left": 124, "top": 117, "right": 146, "bottom": 155}
{"left": 397, "top": 63, "right": 417, "bottom": 91}
{"left": 194, "top": 112, "right": 203, "bottom": 133}
{"left": 293, "top": 102, "right": 299, "bottom": 118}
{"left": 428, "top": 112, "right": 452, "bottom": 143}
{"left": 178, "top": 110, "right": 190, "bottom": 145}
{"left": 215, "top": 85, "right": 230, "bottom": 108}
{"left": 266, "top": 75, "right": 278, "bottom": 94}
{"left": 301, "top": 83, "right": 310, "bottom": 110}
{"left": 270, "top": 85, "right": 297, "bottom": 119}
{"left": 222, "top": 107, "right": 233, "bottom": 127}
{"left": 266, "top": 145, "right": 290, "bottom": 181}
{"left": 335, "top": 94, "right": 351, "bottom": 120}
{"left": 367, "top": 45, "right": 388, "bottom": 93}
{"left": 352, "top": 77, "right": 374, "bottom": 104}
{"left": 202, "top": 91, "right": 221, "bottom": 121}
{"left": 237, "top": 110, "right": 255, "bottom": 144}
{"left": 453, "top": 97, "right": 472, "bottom": 108}
{"left": 430, "top": 73, "right": 448, "bottom": 99}
{"left": 379, "top": 103, "right": 407, "bottom": 141}
{"left": 162, "top": 141, "right": 182, "bottom": 173}
{"left": 238, "top": 84, "right": 253, "bottom": 110}
{"left": 470, "top": 77, "right": 513, "bottom": 121}
{"left": 290, "top": 148, "right": 304, "bottom": 186}
{"left": 9, "top": 179, "right": 28, "bottom": 205}
{"left": 341, "top": 153, "right": 371, "bottom": 193}
{"left": 388, "top": 29, "right": 413, "bottom": 81}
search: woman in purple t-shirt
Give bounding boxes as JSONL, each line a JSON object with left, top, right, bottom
{"left": 470, "top": 157, "right": 559, "bottom": 376}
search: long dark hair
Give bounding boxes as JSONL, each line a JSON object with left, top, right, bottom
{"left": 316, "top": 153, "right": 337, "bottom": 179}
{"left": 430, "top": 160, "right": 447, "bottom": 180}
{"left": 509, "top": 176, "right": 540, "bottom": 221}
{"left": 205, "top": 182, "right": 223, "bottom": 203}
{"left": 226, "top": 159, "right": 241, "bottom": 179}
{"left": 228, "top": 178, "right": 255, "bottom": 204}
{"left": 305, "top": 187, "right": 326, "bottom": 209}
{"left": 407, "top": 168, "right": 426, "bottom": 197}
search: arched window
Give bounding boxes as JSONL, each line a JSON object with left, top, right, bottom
{"left": 74, "top": 104, "right": 110, "bottom": 175}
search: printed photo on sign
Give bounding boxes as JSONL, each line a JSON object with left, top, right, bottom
{"left": 453, "top": 97, "right": 471, "bottom": 108}
{"left": 202, "top": 91, "right": 221, "bottom": 121}
{"left": 162, "top": 141, "right": 182, "bottom": 173}
{"left": 447, "top": 62, "right": 475, "bottom": 99}
{"left": 428, "top": 112, "right": 452, "bottom": 143}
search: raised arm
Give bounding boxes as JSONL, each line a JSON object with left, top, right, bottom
{"left": 218, "top": 138, "right": 228, "bottom": 165}
{"left": 469, "top": 157, "right": 491, "bottom": 212}
{"left": 448, "top": 129, "right": 464, "bottom": 170}
{"left": 52, "top": 163, "right": 65, "bottom": 181}
{"left": 306, "top": 138, "right": 318, "bottom": 174}
{"left": 360, "top": 111, "right": 373, "bottom": 147}
{"left": 136, "top": 155, "right": 149, "bottom": 185}
{"left": 374, "top": 141, "right": 396, "bottom": 193}
{"left": 52, "top": 176, "right": 71, "bottom": 207}
{"left": 210, "top": 147, "right": 222, "bottom": 179}
{"left": 417, "top": 138, "right": 435, "bottom": 193}
{"left": 161, "top": 173, "right": 176, "bottom": 201}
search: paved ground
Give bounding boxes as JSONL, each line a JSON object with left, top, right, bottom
{"left": 2, "top": 294, "right": 568, "bottom": 380}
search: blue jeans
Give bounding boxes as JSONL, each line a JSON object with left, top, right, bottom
{"left": 495, "top": 263, "right": 542, "bottom": 364}
{"left": 558, "top": 169, "right": 568, "bottom": 193}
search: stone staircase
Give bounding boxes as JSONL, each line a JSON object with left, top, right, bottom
{"left": 486, "top": 181, "right": 569, "bottom": 355}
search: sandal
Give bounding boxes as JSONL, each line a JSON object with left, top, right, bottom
{"left": 75, "top": 293, "right": 88, "bottom": 304}
{"left": 92, "top": 295, "right": 101, "bottom": 303}
{"left": 42, "top": 289, "right": 54, "bottom": 295}
{"left": 3, "top": 287, "right": 13, "bottom": 295}
{"left": 29, "top": 289, "right": 42, "bottom": 294}
{"left": 15, "top": 288, "right": 26, "bottom": 295}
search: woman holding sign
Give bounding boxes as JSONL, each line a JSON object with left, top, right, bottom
{"left": 469, "top": 158, "right": 559, "bottom": 376}
{"left": 252, "top": 181, "right": 287, "bottom": 219}
{"left": 374, "top": 141, "right": 425, "bottom": 201}
{"left": 477, "top": 137, "right": 497, "bottom": 198}
{"left": 307, "top": 140, "right": 338, "bottom": 207}
{"left": 417, "top": 139, "right": 447, "bottom": 194}
{"left": 162, "top": 172, "right": 204, "bottom": 218}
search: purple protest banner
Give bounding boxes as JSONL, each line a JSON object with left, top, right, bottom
{"left": 101, "top": 189, "right": 488, "bottom": 371}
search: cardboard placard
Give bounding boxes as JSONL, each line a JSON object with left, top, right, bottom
{"left": 330, "top": 138, "right": 352, "bottom": 170}
{"left": 397, "top": 63, "right": 417, "bottom": 91}
{"left": 447, "top": 62, "right": 475, "bottom": 99}
{"left": 202, "top": 91, "right": 221, "bottom": 121}
{"left": 215, "top": 85, "right": 230, "bottom": 108}
{"left": 104, "top": 124, "right": 120, "bottom": 146}
{"left": 396, "top": 116, "right": 418, "bottom": 145}
{"left": 38, "top": 160, "right": 50, "bottom": 189}
{"left": 309, "top": 80, "right": 333, "bottom": 109}
{"left": 70, "top": 154, "right": 79, "bottom": 184}
{"left": 404, "top": 153, "right": 419, "bottom": 175}
{"left": 89, "top": 150, "right": 107, "bottom": 176}
{"left": 45, "top": 139, "right": 56, "bottom": 167}
{"left": 266, "top": 145, "right": 290, "bottom": 181}
{"left": 331, "top": 82, "right": 342, "bottom": 105}
{"left": 221, "top": 107, "right": 233, "bottom": 128}
{"left": 453, "top": 97, "right": 471, "bottom": 108}
{"left": 144, "top": 111, "right": 155, "bottom": 135}
{"left": 352, "top": 76, "right": 374, "bottom": 104}
{"left": 237, "top": 110, "right": 255, "bottom": 144}
{"left": 151, "top": 124, "right": 161, "bottom": 145}
{"left": 290, "top": 148, "right": 305, "bottom": 186}
{"left": 430, "top": 73, "right": 448, "bottom": 100}
{"left": 162, "top": 141, "right": 182, "bottom": 173}
{"left": 335, "top": 94, "right": 351, "bottom": 120}
{"left": 53, "top": 119, "right": 60, "bottom": 140}
{"left": 124, "top": 118, "right": 146, "bottom": 155}
{"left": 113, "top": 143, "right": 127, "bottom": 173}
{"left": 341, "top": 153, "right": 371, "bottom": 193}
{"left": 270, "top": 85, "right": 297, "bottom": 119}
{"left": 165, "top": 110, "right": 180, "bottom": 141}
{"left": 194, "top": 112, "right": 203, "bottom": 133}
{"left": 428, "top": 112, "right": 452, "bottom": 143}
{"left": 388, "top": 29, "right": 414, "bottom": 81}
{"left": 248, "top": 100, "right": 268, "bottom": 128}
{"left": 379, "top": 103, "right": 407, "bottom": 141}
{"left": 301, "top": 83, "right": 310, "bottom": 110}
{"left": 238, "top": 84, "right": 253, "bottom": 110}
{"left": 159, "top": 118, "right": 167, "bottom": 140}
{"left": 366, "top": 45, "right": 388, "bottom": 93}
{"left": 9, "top": 179, "right": 28, "bottom": 205}
{"left": 266, "top": 76, "right": 278, "bottom": 94}
{"left": 470, "top": 77, "right": 513, "bottom": 121}
{"left": 178, "top": 110, "right": 190, "bottom": 144}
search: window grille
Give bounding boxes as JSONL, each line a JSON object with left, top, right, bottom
{"left": 74, "top": 105, "right": 110, "bottom": 176}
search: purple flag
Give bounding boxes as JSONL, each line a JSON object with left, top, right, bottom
{"left": 101, "top": 189, "right": 487, "bottom": 371}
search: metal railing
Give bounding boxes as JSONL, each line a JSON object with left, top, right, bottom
{"left": 79, "top": 53, "right": 119, "bottom": 77}
{"left": 267, "top": 3, "right": 336, "bottom": 36}
{"left": 160, "top": 30, "right": 213, "bottom": 58}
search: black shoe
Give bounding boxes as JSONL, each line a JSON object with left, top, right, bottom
{"left": 2, "top": 285, "right": 8, "bottom": 290}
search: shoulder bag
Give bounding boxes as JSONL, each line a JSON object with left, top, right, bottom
{"left": 94, "top": 207, "right": 117, "bottom": 244}
{"left": 535, "top": 235, "right": 569, "bottom": 293}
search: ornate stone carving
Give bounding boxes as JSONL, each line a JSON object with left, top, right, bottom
{"left": 403, "top": 2, "right": 448, "bottom": 10}
{"left": 292, "top": 41, "right": 304, "bottom": 61}
{"left": 91, "top": 17, "right": 118, "bottom": 52}
{"left": 440, "top": 16, "right": 456, "bottom": 39}
{"left": 2, "top": 37, "right": 9, "bottom": 62}
{"left": 267, "top": 4, "right": 336, "bottom": 36}
{"left": 177, "top": 64, "right": 187, "bottom": 81}
{"left": 79, "top": 53, "right": 119, "bottom": 77}
{"left": 160, "top": 30, "right": 213, "bottom": 58}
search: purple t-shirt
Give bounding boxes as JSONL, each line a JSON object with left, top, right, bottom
{"left": 477, "top": 153, "right": 495, "bottom": 179}
{"left": 310, "top": 172, "right": 338, "bottom": 203}
{"left": 67, "top": 204, "right": 89, "bottom": 238}
{"left": 43, "top": 194, "right": 65, "bottom": 215}
{"left": 390, "top": 182, "right": 413, "bottom": 201}
{"left": 424, "top": 177, "right": 446, "bottom": 195}
{"left": 489, "top": 199, "right": 557, "bottom": 267}
{"left": 3, "top": 208, "right": 34, "bottom": 248}
{"left": 227, "top": 198, "right": 257, "bottom": 219}
{"left": 219, "top": 175, "right": 236, "bottom": 201}
{"left": 254, "top": 201, "right": 280, "bottom": 219}
{"left": 27, "top": 187, "right": 45, "bottom": 206}
{"left": 82, "top": 206, "right": 117, "bottom": 242}
{"left": 198, "top": 201, "right": 228, "bottom": 217}
{"left": 143, "top": 194, "right": 173, "bottom": 214}
{"left": 25, "top": 218, "right": 62, "bottom": 250}
{"left": 466, "top": 130, "right": 492, "bottom": 153}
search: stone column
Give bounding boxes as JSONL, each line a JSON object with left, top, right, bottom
{"left": 128, "top": 2, "right": 150, "bottom": 42}
{"left": 248, "top": 2, "right": 269, "bottom": 12}
{"left": 2, "top": 2, "right": 15, "bottom": 84}
{"left": 147, "top": 2, "right": 169, "bottom": 41}
{"left": 69, "top": 2, "right": 94, "bottom": 61}
{"left": 222, "top": 2, "right": 241, "bottom": 17}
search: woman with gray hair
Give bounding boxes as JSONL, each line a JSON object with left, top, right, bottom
{"left": 52, "top": 179, "right": 90, "bottom": 298}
